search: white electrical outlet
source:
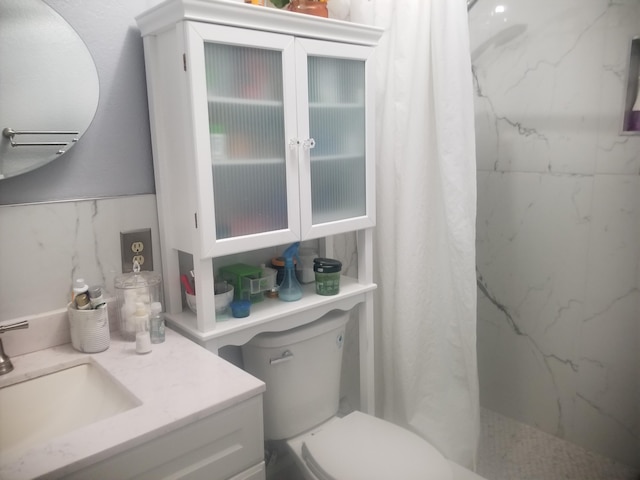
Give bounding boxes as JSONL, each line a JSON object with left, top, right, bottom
{"left": 120, "top": 229, "right": 153, "bottom": 273}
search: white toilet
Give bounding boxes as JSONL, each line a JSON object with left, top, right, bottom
{"left": 241, "top": 310, "right": 486, "bottom": 480}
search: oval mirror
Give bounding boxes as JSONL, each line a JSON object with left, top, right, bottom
{"left": 0, "top": 0, "right": 99, "bottom": 180}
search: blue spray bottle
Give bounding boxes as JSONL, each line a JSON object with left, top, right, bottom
{"left": 279, "top": 242, "right": 303, "bottom": 302}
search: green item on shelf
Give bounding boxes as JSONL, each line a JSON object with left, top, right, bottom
{"left": 313, "top": 258, "right": 342, "bottom": 296}
{"left": 219, "top": 263, "right": 265, "bottom": 303}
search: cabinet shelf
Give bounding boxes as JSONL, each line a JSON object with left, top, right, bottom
{"left": 212, "top": 157, "right": 283, "bottom": 166}
{"left": 312, "top": 153, "right": 362, "bottom": 162}
{"left": 211, "top": 153, "right": 361, "bottom": 166}
{"left": 309, "top": 102, "right": 364, "bottom": 109}
{"left": 206, "top": 97, "right": 363, "bottom": 114}
{"left": 208, "top": 95, "right": 283, "bottom": 108}
{"left": 207, "top": 97, "right": 364, "bottom": 110}
{"left": 166, "top": 276, "right": 376, "bottom": 348}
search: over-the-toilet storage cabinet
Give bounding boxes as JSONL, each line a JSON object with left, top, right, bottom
{"left": 137, "top": 0, "right": 382, "bottom": 413}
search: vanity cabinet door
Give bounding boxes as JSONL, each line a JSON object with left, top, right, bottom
{"left": 63, "top": 395, "right": 265, "bottom": 480}
{"left": 184, "top": 22, "right": 301, "bottom": 258}
{"left": 295, "top": 39, "right": 376, "bottom": 240}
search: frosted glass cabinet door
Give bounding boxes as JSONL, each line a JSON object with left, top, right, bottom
{"left": 295, "top": 39, "right": 376, "bottom": 239}
{"left": 185, "top": 23, "right": 300, "bottom": 257}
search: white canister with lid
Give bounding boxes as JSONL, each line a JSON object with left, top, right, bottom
{"left": 114, "top": 267, "right": 162, "bottom": 341}
{"left": 297, "top": 247, "right": 318, "bottom": 284}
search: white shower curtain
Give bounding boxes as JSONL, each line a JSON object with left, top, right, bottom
{"left": 353, "top": 0, "right": 480, "bottom": 469}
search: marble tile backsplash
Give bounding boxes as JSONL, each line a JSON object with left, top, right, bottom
{"left": 471, "top": 0, "right": 640, "bottom": 468}
{"left": 0, "top": 195, "right": 160, "bottom": 323}
{"left": 0, "top": 195, "right": 365, "bottom": 411}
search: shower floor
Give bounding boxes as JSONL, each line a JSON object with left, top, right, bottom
{"left": 265, "top": 408, "right": 640, "bottom": 480}
{"left": 477, "top": 408, "right": 640, "bottom": 480}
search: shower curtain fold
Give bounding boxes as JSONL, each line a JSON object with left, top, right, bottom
{"left": 355, "top": 0, "right": 479, "bottom": 469}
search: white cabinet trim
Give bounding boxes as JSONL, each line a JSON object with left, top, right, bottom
{"left": 136, "top": 0, "right": 383, "bottom": 46}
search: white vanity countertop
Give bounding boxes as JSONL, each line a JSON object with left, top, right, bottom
{"left": 0, "top": 328, "right": 265, "bottom": 480}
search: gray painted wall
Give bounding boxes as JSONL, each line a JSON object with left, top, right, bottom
{"left": 0, "top": 0, "right": 154, "bottom": 205}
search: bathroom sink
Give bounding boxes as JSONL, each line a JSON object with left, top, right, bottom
{"left": 0, "top": 360, "right": 139, "bottom": 459}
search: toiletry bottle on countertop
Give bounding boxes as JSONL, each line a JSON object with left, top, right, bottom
{"left": 150, "top": 302, "right": 165, "bottom": 344}
{"left": 75, "top": 293, "right": 92, "bottom": 310}
{"left": 72, "top": 277, "right": 92, "bottom": 310}
{"left": 89, "top": 286, "right": 106, "bottom": 309}
{"left": 134, "top": 302, "right": 152, "bottom": 354}
{"left": 279, "top": 242, "right": 303, "bottom": 302}
{"left": 72, "top": 277, "right": 89, "bottom": 306}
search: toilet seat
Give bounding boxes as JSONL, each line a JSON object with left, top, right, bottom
{"left": 298, "top": 412, "right": 453, "bottom": 480}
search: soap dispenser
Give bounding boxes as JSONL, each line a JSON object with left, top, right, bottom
{"left": 279, "top": 242, "right": 303, "bottom": 302}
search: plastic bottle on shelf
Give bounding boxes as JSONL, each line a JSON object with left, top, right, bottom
{"left": 150, "top": 302, "right": 165, "bottom": 344}
{"left": 279, "top": 242, "right": 303, "bottom": 302}
{"left": 297, "top": 247, "right": 318, "bottom": 284}
{"left": 628, "top": 76, "right": 640, "bottom": 131}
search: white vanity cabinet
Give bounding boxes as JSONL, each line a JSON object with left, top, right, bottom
{"left": 137, "top": 0, "right": 382, "bottom": 413}
{"left": 65, "top": 396, "right": 265, "bottom": 480}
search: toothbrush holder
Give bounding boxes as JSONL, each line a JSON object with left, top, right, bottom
{"left": 67, "top": 303, "right": 110, "bottom": 353}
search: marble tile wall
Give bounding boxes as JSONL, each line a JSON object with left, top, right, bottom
{"left": 470, "top": 0, "right": 640, "bottom": 468}
{"left": 0, "top": 195, "right": 160, "bottom": 323}
{"left": 0, "top": 195, "right": 365, "bottom": 410}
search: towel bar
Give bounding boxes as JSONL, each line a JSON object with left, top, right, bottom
{"left": 3, "top": 127, "right": 78, "bottom": 148}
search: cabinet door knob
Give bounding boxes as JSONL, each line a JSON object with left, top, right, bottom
{"left": 303, "top": 138, "right": 316, "bottom": 150}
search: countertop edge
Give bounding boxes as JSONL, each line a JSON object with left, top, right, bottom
{"left": 0, "top": 329, "right": 264, "bottom": 480}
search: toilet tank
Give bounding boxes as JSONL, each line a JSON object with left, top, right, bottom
{"left": 241, "top": 310, "right": 349, "bottom": 440}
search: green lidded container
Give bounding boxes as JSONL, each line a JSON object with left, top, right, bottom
{"left": 219, "top": 263, "right": 263, "bottom": 302}
{"left": 313, "top": 258, "right": 342, "bottom": 296}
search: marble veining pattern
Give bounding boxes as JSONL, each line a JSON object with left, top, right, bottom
{"left": 0, "top": 195, "right": 160, "bottom": 322}
{"left": 0, "top": 327, "right": 264, "bottom": 480}
{"left": 471, "top": 0, "right": 640, "bottom": 468}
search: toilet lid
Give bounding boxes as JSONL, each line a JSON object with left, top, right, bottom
{"left": 301, "top": 412, "right": 453, "bottom": 480}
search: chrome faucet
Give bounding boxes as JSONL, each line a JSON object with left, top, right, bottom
{"left": 0, "top": 320, "right": 29, "bottom": 375}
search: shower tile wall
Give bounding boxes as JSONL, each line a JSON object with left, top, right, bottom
{"left": 471, "top": 0, "right": 640, "bottom": 468}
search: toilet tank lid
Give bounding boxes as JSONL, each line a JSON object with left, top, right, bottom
{"left": 301, "top": 412, "right": 453, "bottom": 480}
{"left": 244, "top": 310, "right": 349, "bottom": 349}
